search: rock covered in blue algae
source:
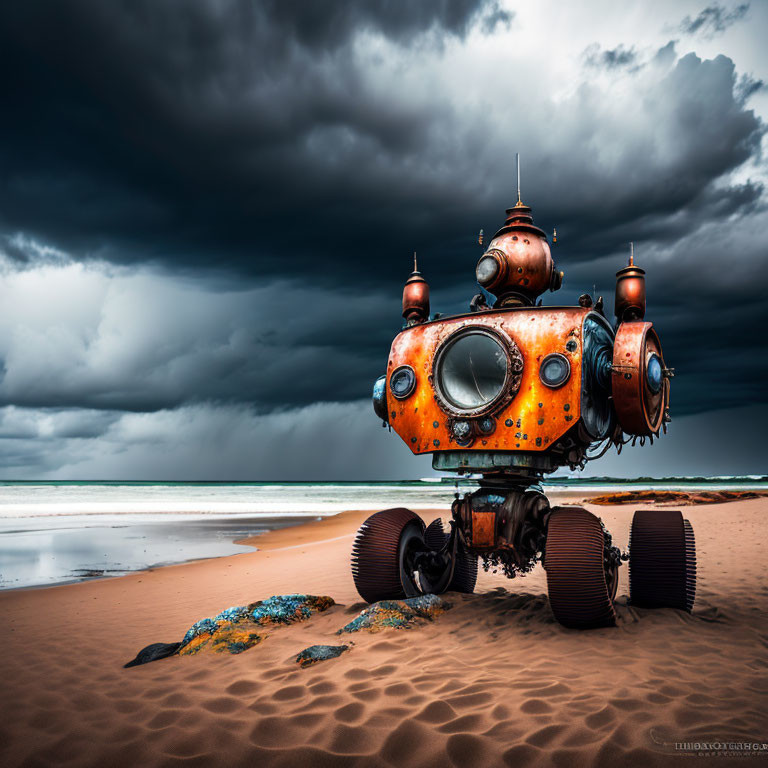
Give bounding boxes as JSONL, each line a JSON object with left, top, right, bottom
{"left": 295, "top": 644, "right": 350, "bottom": 668}
{"left": 338, "top": 594, "right": 449, "bottom": 634}
{"left": 176, "top": 594, "right": 335, "bottom": 657}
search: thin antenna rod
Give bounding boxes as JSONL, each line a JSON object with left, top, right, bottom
{"left": 413, "top": 251, "right": 418, "bottom": 272}
{"left": 516, "top": 153, "right": 521, "bottom": 204}
{"left": 629, "top": 242, "right": 634, "bottom": 266}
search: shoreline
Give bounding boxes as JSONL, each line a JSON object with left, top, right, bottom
{"left": 4, "top": 488, "right": 763, "bottom": 592}
{"left": 0, "top": 494, "right": 766, "bottom": 767}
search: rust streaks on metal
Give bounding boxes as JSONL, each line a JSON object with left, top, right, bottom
{"left": 611, "top": 321, "right": 667, "bottom": 436}
{"left": 387, "top": 307, "right": 589, "bottom": 454}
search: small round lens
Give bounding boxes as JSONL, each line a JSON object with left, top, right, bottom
{"left": 478, "top": 416, "right": 495, "bottom": 434}
{"left": 452, "top": 420, "right": 471, "bottom": 440}
{"left": 476, "top": 255, "right": 499, "bottom": 286}
{"left": 390, "top": 366, "right": 416, "bottom": 399}
{"left": 646, "top": 354, "right": 662, "bottom": 394}
{"left": 540, "top": 353, "right": 571, "bottom": 388}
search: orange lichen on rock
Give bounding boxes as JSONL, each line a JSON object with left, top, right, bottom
{"left": 587, "top": 490, "right": 766, "bottom": 506}
{"left": 125, "top": 594, "right": 336, "bottom": 666}
{"left": 177, "top": 621, "right": 264, "bottom": 656}
{"left": 337, "top": 595, "right": 450, "bottom": 634}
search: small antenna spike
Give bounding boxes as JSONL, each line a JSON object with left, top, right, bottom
{"left": 413, "top": 251, "right": 418, "bottom": 272}
{"left": 629, "top": 242, "right": 634, "bottom": 266}
{"left": 516, "top": 152, "right": 521, "bottom": 204}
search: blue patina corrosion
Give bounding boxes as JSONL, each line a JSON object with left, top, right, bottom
{"left": 179, "top": 610, "right": 246, "bottom": 649}
{"left": 249, "top": 594, "right": 324, "bottom": 624}
{"left": 338, "top": 594, "right": 448, "bottom": 634}
{"left": 178, "top": 594, "right": 334, "bottom": 651}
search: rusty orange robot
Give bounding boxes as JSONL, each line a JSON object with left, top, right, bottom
{"left": 353, "top": 179, "right": 696, "bottom": 629}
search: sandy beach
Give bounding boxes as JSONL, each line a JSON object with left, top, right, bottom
{"left": 1, "top": 492, "right": 766, "bottom": 767}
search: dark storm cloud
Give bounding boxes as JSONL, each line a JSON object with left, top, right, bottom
{"left": 0, "top": 401, "right": 434, "bottom": 481}
{"left": 256, "top": 0, "right": 503, "bottom": 45}
{"left": 0, "top": 264, "right": 402, "bottom": 412}
{"left": 679, "top": 3, "right": 750, "bottom": 38}
{"left": 736, "top": 73, "right": 766, "bottom": 103}
{"left": 0, "top": 0, "right": 765, "bottom": 463}
{"left": 584, "top": 44, "right": 639, "bottom": 70}
{"left": 0, "top": 0, "right": 506, "bottom": 285}
{"left": 0, "top": 5, "right": 760, "bottom": 292}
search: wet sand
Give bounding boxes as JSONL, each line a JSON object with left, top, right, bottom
{"left": 1, "top": 492, "right": 766, "bottom": 767}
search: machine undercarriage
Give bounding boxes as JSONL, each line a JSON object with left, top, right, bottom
{"left": 352, "top": 477, "right": 696, "bottom": 630}
{"left": 352, "top": 171, "right": 696, "bottom": 629}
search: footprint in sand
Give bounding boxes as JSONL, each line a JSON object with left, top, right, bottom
{"left": 439, "top": 713, "right": 485, "bottom": 734}
{"left": 308, "top": 679, "right": 337, "bottom": 694}
{"left": 326, "top": 722, "right": 372, "bottom": 754}
{"left": 146, "top": 709, "right": 182, "bottom": 729}
{"left": 200, "top": 695, "right": 242, "bottom": 714}
{"left": 520, "top": 698, "right": 553, "bottom": 714}
{"left": 225, "top": 679, "right": 259, "bottom": 696}
{"left": 502, "top": 743, "right": 542, "bottom": 767}
{"left": 584, "top": 706, "right": 616, "bottom": 729}
{"left": 526, "top": 723, "right": 568, "bottom": 748}
{"left": 333, "top": 701, "right": 365, "bottom": 723}
{"left": 415, "top": 699, "right": 457, "bottom": 724}
{"left": 447, "top": 733, "right": 497, "bottom": 767}
{"left": 273, "top": 685, "right": 306, "bottom": 701}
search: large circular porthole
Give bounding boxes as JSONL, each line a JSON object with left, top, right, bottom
{"left": 433, "top": 328, "right": 522, "bottom": 417}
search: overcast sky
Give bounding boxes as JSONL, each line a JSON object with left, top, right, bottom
{"left": 0, "top": 0, "right": 765, "bottom": 479}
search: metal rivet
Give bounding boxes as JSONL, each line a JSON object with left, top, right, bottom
{"left": 538, "top": 418, "right": 544, "bottom": 425}
{"left": 538, "top": 402, "right": 543, "bottom": 408}
{"left": 564, "top": 403, "right": 570, "bottom": 411}
{"left": 411, "top": 436, "right": 417, "bottom": 443}
{"left": 505, "top": 419, "right": 513, "bottom": 427}
{"left": 433, "top": 421, "right": 439, "bottom": 428}
{"left": 536, "top": 437, "right": 542, "bottom": 446}
{"left": 433, "top": 439, "right": 440, "bottom": 447}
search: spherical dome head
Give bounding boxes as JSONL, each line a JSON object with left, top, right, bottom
{"left": 484, "top": 230, "right": 554, "bottom": 303}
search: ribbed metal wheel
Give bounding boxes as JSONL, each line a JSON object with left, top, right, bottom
{"left": 351, "top": 508, "right": 425, "bottom": 603}
{"left": 629, "top": 509, "right": 696, "bottom": 612}
{"left": 544, "top": 507, "right": 617, "bottom": 629}
{"left": 424, "top": 518, "right": 478, "bottom": 594}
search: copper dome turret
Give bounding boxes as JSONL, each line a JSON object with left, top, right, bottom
{"left": 475, "top": 196, "right": 562, "bottom": 307}
{"left": 402, "top": 253, "right": 430, "bottom": 325}
{"left": 615, "top": 243, "right": 646, "bottom": 322}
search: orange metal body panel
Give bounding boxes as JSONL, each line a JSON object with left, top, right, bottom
{"left": 611, "top": 321, "right": 666, "bottom": 435}
{"left": 387, "top": 307, "right": 590, "bottom": 455}
{"left": 470, "top": 511, "right": 496, "bottom": 548}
